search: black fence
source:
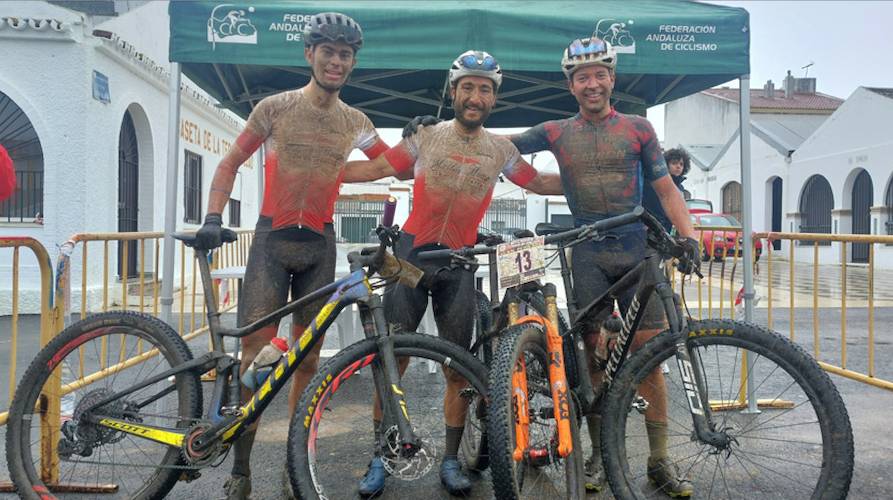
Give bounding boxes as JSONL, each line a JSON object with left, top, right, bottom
{"left": 479, "top": 198, "right": 527, "bottom": 239}
{"left": 1, "top": 171, "right": 43, "bottom": 223}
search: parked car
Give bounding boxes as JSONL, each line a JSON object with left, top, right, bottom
{"left": 690, "top": 213, "right": 762, "bottom": 261}
{"left": 686, "top": 198, "right": 713, "bottom": 214}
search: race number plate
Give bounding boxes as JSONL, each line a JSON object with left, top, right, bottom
{"left": 496, "top": 236, "right": 546, "bottom": 288}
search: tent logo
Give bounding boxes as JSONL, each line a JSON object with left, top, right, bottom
{"left": 208, "top": 4, "right": 257, "bottom": 50}
{"left": 595, "top": 18, "right": 636, "bottom": 54}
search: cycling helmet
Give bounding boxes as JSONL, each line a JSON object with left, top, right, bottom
{"left": 303, "top": 12, "right": 363, "bottom": 52}
{"left": 448, "top": 50, "right": 503, "bottom": 89}
{"left": 561, "top": 36, "right": 616, "bottom": 78}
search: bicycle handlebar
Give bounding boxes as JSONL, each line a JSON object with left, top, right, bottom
{"left": 417, "top": 206, "right": 689, "bottom": 264}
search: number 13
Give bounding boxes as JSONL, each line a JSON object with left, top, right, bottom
{"left": 515, "top": 251, "right": 532, "bottom": 272}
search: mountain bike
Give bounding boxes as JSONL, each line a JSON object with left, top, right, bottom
{"left": 424, "top": 206, "right": 854, "bottom": 499}
{"left": 5, "top": 221, "right": 488, "bottom": 499}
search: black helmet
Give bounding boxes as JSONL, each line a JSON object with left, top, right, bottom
{"left": 303, "top": 12, "right": 363, "bottom": 52}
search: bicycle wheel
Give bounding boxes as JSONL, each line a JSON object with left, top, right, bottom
{"left": 460, "top": 289, "right": 493, "bottom": 472}
{"left": 601, "top": 319, "right": 854, "bottom": 500}
{"left": 288, "top": 333, "right": 489, "bottom": 500}
{"left": 488, "top": 324, "right": 586, "bottom": 499}
{"left": 6, "top": 311, "right": 202, "bottom": 500}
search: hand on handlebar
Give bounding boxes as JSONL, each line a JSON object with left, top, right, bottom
{"left": 675, "top": 236, "right": 702, "bottom": 276}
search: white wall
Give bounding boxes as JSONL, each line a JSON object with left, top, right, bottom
{"left": 0, "top": 1, "right": 257, "bottom": 314}
{"left": 790, "top": 87, "right": 893, "bottom": 266}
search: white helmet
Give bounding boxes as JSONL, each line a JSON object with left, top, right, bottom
{"left": 449, "top": 50, "right": 503, "bottom": 89}
{"left": 561, "top": 36, "right": 616, "bottom": 78}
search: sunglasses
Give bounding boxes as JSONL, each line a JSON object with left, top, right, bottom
{"left": 317, "top": 23, "right": 362, "bottom": 45}
{"left": 459, "top": 53, "right": 499, "bottom": 71}
{"left": 567, "top": 38, "right": 607, "bottom": 58}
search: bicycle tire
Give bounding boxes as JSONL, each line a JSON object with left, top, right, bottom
{"left": 6, "top": 311, "right": 202, "bottom": 500}
{"left": 601, "top": 319, "right": 854, "bottom": 500}
{"left": 288, "top": 333, "right": 489, "bottom": 500}
{"left": 488, "top": 324, "right": 586, "bottom": 499}
{"left": 460, "top": 289, "right": 494, "bottom": 471}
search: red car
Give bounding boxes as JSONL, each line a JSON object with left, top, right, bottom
{"left": 690, "top": 213, "right": 763, "bottom": 262}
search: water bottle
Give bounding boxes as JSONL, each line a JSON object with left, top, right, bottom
{"left": 241, "top": 337, "right": 288, "bottom": 390}
{"left": 595, "top": 312, "right": 623, "bottom": 364}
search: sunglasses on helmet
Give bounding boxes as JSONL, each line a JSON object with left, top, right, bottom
{"left": 567, "top": 38, "right": 607, "bottom": 58}
{"left": 317, "top": 23, "right": 362, "bottom": 45}
{"left": 459, "top": 53, "right": 499, "bottom": 71}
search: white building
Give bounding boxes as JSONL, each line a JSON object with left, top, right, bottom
{"left": 789, "top": 86, "right": 893, "bottom": 265}
{"left": 0, "top": 1, "right": 260, "bottom": 313}
{"left": 664, "top": 73, "right": 842, "bottom": 252}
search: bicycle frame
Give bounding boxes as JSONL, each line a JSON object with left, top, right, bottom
{"left": 79, "top": 244, "right": 421, "bottom": 456}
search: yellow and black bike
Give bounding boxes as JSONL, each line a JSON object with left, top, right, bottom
{"left": 5, "top": 219, "right": 488, "bottom": 499}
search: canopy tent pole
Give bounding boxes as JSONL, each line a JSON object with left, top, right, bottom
{"left": 160, "top": 63, "right": 182, "bottom": 325}
{"left": 739, "top": 74, "right": 759, "bottom": 414}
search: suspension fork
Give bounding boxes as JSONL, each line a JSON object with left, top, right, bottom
{"left": 511, "top": 284, "right": 573, "bottom": 460}
{"left": 656, "top": 274, "right": 732, "bottom": 449}
{"left": 360, "top": 294, "right": 420, "bottom": 455}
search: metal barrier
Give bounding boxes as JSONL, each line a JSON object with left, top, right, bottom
{"left": 0, "top": 230, "right": 252, "bottom": 489}
{"left": 670, "top": 227, "right": 893, "bottom": 392}
{"left": 0, "top": 237, "right": 63, "bottom": 486}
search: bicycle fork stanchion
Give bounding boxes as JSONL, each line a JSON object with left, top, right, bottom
{"left": 366, "top": 294, "right": 420, "bottom": 453}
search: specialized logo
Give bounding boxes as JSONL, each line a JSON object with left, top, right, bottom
{"left": 208, "top": 4, "right": 258, "bottom": 50}
{"left": 604, "top": 295, "right": 641, "bottom": 384}
{"left": 594, "top": 18, "right": 636, "bottom": 54}
{"left": 675, "top": 344, "right": 705, "bottom": 415}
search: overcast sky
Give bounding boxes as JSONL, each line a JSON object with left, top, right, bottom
{"left": 648, "top": 0, "right": 893, "bottom": 140}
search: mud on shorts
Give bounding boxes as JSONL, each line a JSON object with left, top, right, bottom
{"left": 571, "top": 228, "right": 668, "bottom": 339}
{"left": 383, "top": 232, "right": 476, "bottom": 350}
{"left": 237, "top": 217, "right": 336, "bottom": 330}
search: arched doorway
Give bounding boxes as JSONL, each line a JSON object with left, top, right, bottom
{"left": 770, "top": 177, "right": 783, "bottom": 250}
{"left": 0, "top": 90, "right": 44, "bottom": 222}
{"left": 799, "top": 175, "right": 833, "bottom": 245}
{"left": 722, "top": 181, "right": 742, "bottom": 222}
{"left": 851, "top": 170, "right": 872, "bottom": 263}
{"left": 118, "top": 111, "right": 139, "bottom": 278}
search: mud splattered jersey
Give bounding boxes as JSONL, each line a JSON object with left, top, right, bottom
{"left": 384, "top": 121, "right": 538, "bottom": 249}
{"left": 234, "top": 89, "right": 386, "bottom": 232}
{"left": 512, "top": 110, "right": 667, "bottom": 231}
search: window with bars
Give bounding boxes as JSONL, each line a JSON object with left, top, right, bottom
{"left": 229, "top": 198, "right": 241, "bottom": 227}
{"left": 184, "top": 150, "right": 202, "bottom": 224}
{"left": 0, "top": 91, "right": 44, "bottom": 223}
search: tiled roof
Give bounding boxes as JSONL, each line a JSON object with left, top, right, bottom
{"left": 866, "top": 87, "right": 893, "bottom": 100}
{"left": 703, "top": 88, "right": 843, "bottom": 112}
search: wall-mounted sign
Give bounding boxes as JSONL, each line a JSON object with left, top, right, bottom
{"left": 92, "top": 71, "right": 110, "bottom": 103}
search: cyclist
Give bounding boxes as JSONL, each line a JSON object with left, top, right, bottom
{"left": 343, "top": 50, "right": 562, "bottom": 497}
{"left": 508, "top": 36, "right": 700, "bottom": 497}
{"left": 644, "top": 147, "right": 691, "bottom": 232}
{"left": 194, "top": 12, "right": 389, "bottom": 500}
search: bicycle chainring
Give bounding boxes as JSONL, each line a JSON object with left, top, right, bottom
{"left": 181, "top": 422, "right": 222, "bottom": 467}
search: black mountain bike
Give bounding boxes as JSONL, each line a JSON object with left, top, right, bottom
{"left": 426, "top": 206, "right": 854, "bottom": 499}
{"left": 5, "top": 223, "right": 488, "bottom": 499}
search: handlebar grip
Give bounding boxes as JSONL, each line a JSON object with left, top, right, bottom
{"left": 382, "top": 196, "right": 397, "bottom": 228}
{"left": 417, "top": 248, "right": 458, "bottom": 261}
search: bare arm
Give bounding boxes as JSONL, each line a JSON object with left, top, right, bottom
{"left": 523, "top": 172, "right": 563, "bottom": 195}
{"left": 652, "top": 175, "right": 695, "bottom": 239}
{"left": 343, "top": 154, "right": 399, "bottom": 183}
{"left": 207, "top": 132, "right": 261, "bottom": 215}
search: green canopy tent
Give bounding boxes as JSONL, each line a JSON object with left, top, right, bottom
{"left": 161, "top": 1, "right": 759, "bottom": 368}
{"left": 168, "top": 0, "right": 749, "bottom": 125}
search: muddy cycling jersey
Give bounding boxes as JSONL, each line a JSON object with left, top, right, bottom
{"left": 384, "top": 121, "right": 538, "bottom": 248}
{"left": 233, "top": 89, "right": 387, "bottom": 233}
{"left": 511, "top": 109, "right": 667, "bottom": 232}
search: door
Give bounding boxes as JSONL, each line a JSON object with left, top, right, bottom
{"left": 118, "top": 111, "right": 139, "bottom": 278}
{"left": 771, "top": 178, "right": 782, "bottom": 250}
{"left": 851, "top": 171, "right": 872, "bottom": 263}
